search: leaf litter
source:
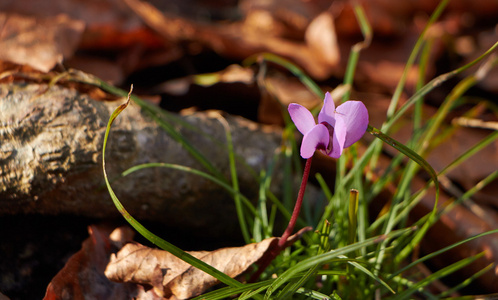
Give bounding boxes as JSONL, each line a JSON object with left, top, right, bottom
{"left": 44, "top": 224, "right": 310, "bottom": 299}
{"left": 1, "top": 0, "right": 498, "bottom": 298}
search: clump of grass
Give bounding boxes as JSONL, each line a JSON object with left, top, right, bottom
{"left": 95, "top": 0, "right": 498, "bottom": 298}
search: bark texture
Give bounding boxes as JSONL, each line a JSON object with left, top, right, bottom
{"left": 0, "top": 83, "right": 283, "bottom": 236}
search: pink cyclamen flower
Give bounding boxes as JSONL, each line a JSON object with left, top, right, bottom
{"left": 288, "top": 92, "right": 369, "bottom": 159}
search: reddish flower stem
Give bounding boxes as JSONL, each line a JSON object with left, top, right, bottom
{"left": 250, "top": 156, "right": 313, "bottom": 282}
{"left": 278, "top": 156, "right": 313, "bottom": 247}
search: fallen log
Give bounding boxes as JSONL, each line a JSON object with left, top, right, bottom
{"left": 0, "top": 83, "right": 283, "bottom": 237}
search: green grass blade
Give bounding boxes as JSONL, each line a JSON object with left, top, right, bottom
{"left": 440, "top": 170, "right": 498, "bottom": 216}
{"left": 366, "top": 125, "right": 439, "bottom": 269}
{"left": 315, "top": 173, "right": 335, "bottom": 230}
{"left": 67, "top": 69, "right": 226, "bottom": 180}
{"left": 393, "top": 55, "right": 498, "bottom": 264}
{"left": 277, "top": 265, "right": 320, "bottom": 300}
{"left": 438, "top": 129, "right": 498, "bottom": 177}
{"left": 121, "top": 162, "right": 259, "bottom": 218}
{"left": 239, "top": 285, "right": 268, "bottom": 300}
{"left": 243, "top": 53, "right": 324, "bottom": 98}
{"left": 393, "top": 252, "right": 485, "bottom": 300}
{"left": 367, "top": 125, "right": 439, "bottom": 194}
{"left": 348, "top": 189, "right": 359, "bottom": 247}
{"left": 390, "top": 228, "right": 498, "bottom": 280}
{"left": 342, "top": 2, "right": 372, "bottom": 102}
{"left": 343, "top": 257, "right": 395, "bottom": 294}
{"left": 192, "top": 280, "right": 272, "bottom": 300}
{"left": 384, "top": 41, "right": 498, "bottom": 132}
{"left": 265, "top": 227, "right": 415, "bottom": 298}
{"left": 254, "top": 170, "right": 270, "bottom": 242}
{"left": 216, "top": 113, "right": 251, "bottom": 243}
{"left": 385, "top": 0, "right": 449, "bottom": 120}
{"left": 418, "top": 75, "right": 480, "bottom": 156}
{"left": 294, "top": 288, "right": 333, "bottom": 300}
{"left": 412, "top": 38, "right": 433, "bottom": 136}
{"left": 438, "top": 263, "right": 494, "bottom": 298}
{"left": 102, "top": 96, "right": 242, "bottom": 288}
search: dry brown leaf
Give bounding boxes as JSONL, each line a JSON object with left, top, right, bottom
{"left": 156, "top": 64, "right": 255, "bottom": 96}
{"left": 304, "top": 12, "right": 340, "bottom": 69}
{"left": 43, "top": 225, "right": 135, "bottom": 300}
{"left": 0, "top": 13, "right": 84, "bottom": 72}
{"left": 0, "top": 292, "right": 10, "bottom": 300}
{"left": 105, "top": 238, "right": 278, "bottom": 299}
{"left": 122, "top": 0, "right": 340, "bottom": 79}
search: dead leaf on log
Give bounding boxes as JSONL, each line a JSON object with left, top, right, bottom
{"left": 105, "top": 238, "right": 278, "bottom": 299}
{"left": 0, "top": 13, "right": 84, "bottom": 72}
{"left": 43, "top": 225, "right": 136, "bottom": 300}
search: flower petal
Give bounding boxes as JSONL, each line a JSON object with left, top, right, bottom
{"left": 328, "top": 115, "right": 346, "bottom": 158}
{"left": 318, "top": 92, "right": 336, "bottom": 126}
{"left": 288, "top": 103, "right": 316, "bottom": 135}
{"left": 300, "top": 124, "right": 329, "bottom": 159}
{"left": 336, "top": 101, "right": 369, "bottom": 148}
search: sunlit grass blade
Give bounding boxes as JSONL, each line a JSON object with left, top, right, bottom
{"left": 412, "top": 37, "right": 434, "bottom": 137}
{"left": 243, "top": 53, "right": 324, "bottom": 99}
{"left": 441, "top": 170, "right": 498, "bottom": 217}
{"left": 384, "top": 41, "right": 498, "bottom": 132}
{"left": 389, "top": 56, "right": 497, "bottom": 264}
{"left": 341, "top": 257, "right": 395, "bottom": 295}
{"left": 342, "top": 2, "right": 372, "bottom": 102}
{"left": 367, "top": 125, "right": 439, "bottom": 194}
{"left": 438, "top": 129, "right": 498, "bottom": 177}
{"left": 282, "top": 127, "right": 299, "bottom": 211}
{"left": 192, "top": 280, "right": 272, "bottom": 300}
{"left": 294, "top": 288, "right": 333, "bottom": 300}
{"left": 264, "top": 227, "right": 415, "bottom": 299}
{"left": 389, "top": 228, "right": 498, "bottom": 282}
{"left": 215, "top": 113, "right": 251, "bottom": 243}
{"left": 253, "top": 172, "right": 266, "bottom": 242}
{"left": 340, "top": 40, "right": 497, "bottom": 192}
{"left": 66, "top": 68, "right": 226, "bottom": 180}
{"left": 438, "top": 263, "right": 494, "bottom": 298}
{"left": 315, "top": 173, "right": 335, "bottom": 230}
{"left": 272, "top": 223, "right": 333, "bottom": 298}
{"left": 240, "top": 285, "right": 270, "bottom": 300}
{"left": 372, "top": 129, "right": 498, "bottom": 235}
{"left": 366, "top": 123, "right": 439, "bottom": 270}
{"left": 257, "top": 152, "right": 281, "bottom": 240}
{"left": 385, "top": 0, "right": 449, "bottom": 120}
{"left": 392, "top": 252, "right": 485, "bottom": 300}
{"left": 277, "top": 265, "right": 320, "bottom": 300}
{"left": 348, "top": 189, "right": 359, "bottom": 247}
{"left": 102, "top": 94, "right": 242, "bottom": 289}
{"left": 417, "top": 71, "right": 489, "bottom": 156}
{"left": 121, "top": 163, "right": 261, "bottom": 227}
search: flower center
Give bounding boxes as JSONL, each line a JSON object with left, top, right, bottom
{"left": 320, "top": 121, "right": 334, "bottom": 154}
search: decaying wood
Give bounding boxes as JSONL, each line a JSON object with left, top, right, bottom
{"left": 0, "top": 83, "right": 283, "bottom": 236}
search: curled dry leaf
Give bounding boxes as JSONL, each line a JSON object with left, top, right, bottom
{"left": 105, "top": 238, "right": 278, "bottom": 299}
